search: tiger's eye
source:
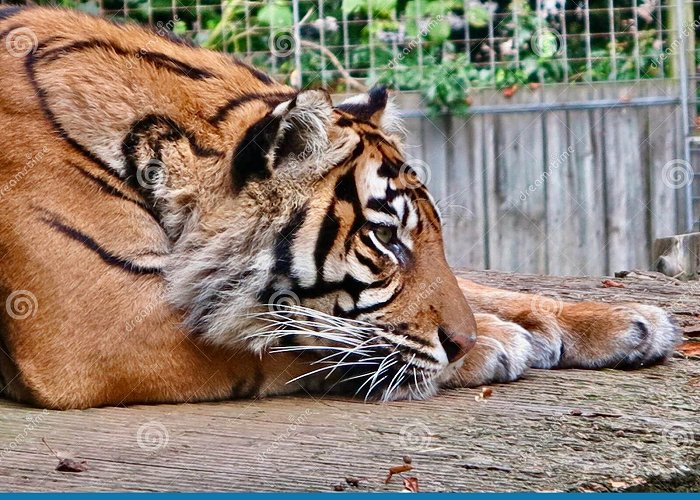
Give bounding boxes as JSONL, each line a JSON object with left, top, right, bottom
{"left": 374, "top": 226, "right": 394, "bottom": 245}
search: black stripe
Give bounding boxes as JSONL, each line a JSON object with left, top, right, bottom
{"left": 72, "top": 161, "right": 162, "bottom": 225}
{"left": 224, "top": 54, "right": 277, "bottom": 85}
{"left": 122, "top": 114, "right": 221, "bottom": 204}
{"left": 40, "top": 215, "right": 161, "bottom": 275}
{"left": 355, "top": 249, "right": 382, "bottom": 275}
{"left": 396, "top": 344, "right": 441, "bottom": 366}
{"left": 122, "top": 114, "right": 222, "bottom": 161}
{"left": 230, "top": 112, "right": 281, "bottom": 194}
{"left": 0, "top": 6, "right": 23, "bottom": 21}
{"left": 72, "top": 162, "right": 144, "bottom": 206}
{"left": 314, "top": 202, "right": 340, "bottom": 284}
{"left": 366, "top": 197, "right": 398, "bottom": 217}
{"left": 209, "top": 91, "right": 296, "bottom": 125}
{"left": 336, "top": 86, "right": 388, "bottom": 121}
{"left": 25, "top": 46, "right": 113, "bottom": 173}
{"left": 377, "top": 160, "right": 400, "bottom": 179}
{"left": 393, "top": 324, "right": 434, "bottom": 349}
{"left": 345, "top": 282, "right": 403, "bottom": 318}
{"left": 273, "top": 205, "right": 308, "bottom": 277}
{"left": 401, "top": 198, "right": 410, "bottom": 226}
{"left": 38, "top": 38, "right": 215, "bottom": 80}
{"left": 334, "top": 166, "right": 367, "bottom": 253}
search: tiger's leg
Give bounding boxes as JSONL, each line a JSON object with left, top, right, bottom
{"left": 441, "top": 278, "right": 682, "bottom": 389}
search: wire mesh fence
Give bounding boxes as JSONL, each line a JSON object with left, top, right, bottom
{"left": 2, "top": 0, "right": 700, "bottom": 233}
{"left": 3, "top": 1, "right": 698, "bottom": 100}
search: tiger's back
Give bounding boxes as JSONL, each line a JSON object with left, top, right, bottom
{"left": 0, "top": 7, "right": 304, "bottom": 407}
{"left": 0, "top": 7, "right": 681, "bottom": 410}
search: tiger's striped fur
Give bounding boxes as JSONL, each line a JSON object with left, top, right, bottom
{"left": 0, "top": 7, "right": 681, "bottom": 409}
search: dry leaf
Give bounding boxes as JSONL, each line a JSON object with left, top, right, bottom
{"left": 601, "top": 279, "right": 625, "bottom": 288}
{"left": 403, "top": 476, "right": 420, "bottom": 492}
{"left": 42, "top": 438, "right": 88, "bottom": 473}
{"left": 678, "top": 342, "right": 700, "bottom": 358}
{"left": 56, "top": 458, "right": 88, "bottom": 473}
{"left": 385, "top": 464, "right": 413, "bottom": 484}
{"left": 345, "top": 477, "right": 360, "bottom": 487}
{"left": 502, "top": 85, "right": 518, "bottom": 98}
{"left": 475, "top": 387, "right": 493, "bottom": 401}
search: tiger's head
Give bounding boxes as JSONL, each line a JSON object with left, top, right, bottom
{"left": 167, "top": 87, "right": 477, "bottom": 400}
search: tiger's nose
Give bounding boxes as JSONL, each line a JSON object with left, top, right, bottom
{"left": 438, "top": 326, "right": 476, "bottom": 364}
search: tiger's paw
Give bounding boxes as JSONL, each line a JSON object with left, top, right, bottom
{"left": 439, "top": 314, "right": 532, "bottom": 388}
{"left": 559, "top": 302, "right": 682, "bottom": 369}
{"left": 607, "top": 303, "right": 681, "bottom": 368}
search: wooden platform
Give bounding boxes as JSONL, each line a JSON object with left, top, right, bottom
{"left": 1, "top": 270, "right": 699, "bottom": 492}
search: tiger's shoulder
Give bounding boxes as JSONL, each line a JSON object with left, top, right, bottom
{"left": 0, "top": 5, "right": 269, "bottom": 83}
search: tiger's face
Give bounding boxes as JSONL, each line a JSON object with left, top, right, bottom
{"left": 243, "top": 88, "right": 478, "bottom": 400}
{"left": 166, "top": 87, "right": 476, "bottom": 400}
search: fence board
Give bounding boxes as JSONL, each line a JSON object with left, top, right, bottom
{"left": 490, "top": 90, "right": 547, "bottom": 274}
{"left": 441, "top": 114, "right": 487, "bottom": 269}
{"left": 388, "top": 82, "right": 686, "bottom": 275}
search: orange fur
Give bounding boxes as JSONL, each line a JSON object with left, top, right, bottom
{"left": 0, "top": 7, "right": 681, "bottom": 409}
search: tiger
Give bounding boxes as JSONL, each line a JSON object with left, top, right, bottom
{"left": 0, "top": 6, "right": 681, "bottom": 409}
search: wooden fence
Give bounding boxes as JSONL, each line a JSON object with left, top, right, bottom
{"left": 383, "top": 81, "right": 689, "bottom": 276}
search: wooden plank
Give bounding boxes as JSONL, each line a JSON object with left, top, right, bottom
{"left": 487, "top": 89, "right": 547, "bottom": 273}
{"left": 421, "top": 114, "right": 449, "bottom": 212}
{"left": 0, "top": 270, "right": 698, "bottom": 492}
{"left": 600, "top": 88, "right": 649, "bottom": 273}
{"left": 383, "top": 82, "right": 687, "bottom": 276}
{"left": 543, "top": 85, "right": 606, "bottom": 276}
{"left": 441, "top": 113, "right": 487, "bottom": 269}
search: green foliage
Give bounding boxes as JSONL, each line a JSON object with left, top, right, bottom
{"left": 41, "top": 0, "right": 674, "bottom": 115}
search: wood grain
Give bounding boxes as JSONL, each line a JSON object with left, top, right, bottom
{"left": 0, "top": 270, "right": 698, "bottom": 492}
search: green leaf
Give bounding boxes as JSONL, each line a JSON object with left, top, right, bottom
{"left": 465, "top": 5, "right": 489, "bottom": 28}
{"left": 257, "top": 3, "right": 292, "bottom": 27}
{"left": 343, "top": 0, "right": 367, "bottom": 14}
{"left": 427, "top": 19, "right": 451, "bottom": 43}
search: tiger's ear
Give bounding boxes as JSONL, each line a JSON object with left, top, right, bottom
{"left": 337, "top": 86, "right": 404, "bottom": 135}
{"left": 269, "top": 89, "right": 334, "bottom": 167}
{"left": 232, "top": 89, "right": 333, "bottom": 191}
